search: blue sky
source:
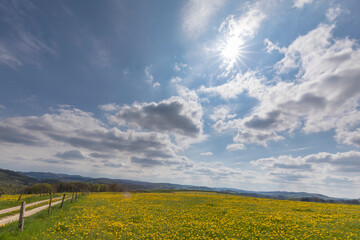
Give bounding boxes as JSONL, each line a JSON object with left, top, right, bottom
{"left": 1, "top": 0, "right": 360, "bottom": 198}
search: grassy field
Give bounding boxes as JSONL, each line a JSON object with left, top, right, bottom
{"left": 0, "top": 193, "right": 65, "bottom": 210}
{"left": 0, "top": 192, "right": 359, "bottom": 239}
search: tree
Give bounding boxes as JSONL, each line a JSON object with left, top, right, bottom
{"left": 99, "top": 184, "right": 108, "bottom": 192}
{"left": 109, "top": 183, "right": 122, "bottom": 192}
{"left": 26, "top": 183, "right": 53, "bottom": 194}
{"left": 90, "top": 184, "right": 101, "bottom": 192}
{"left": 75, "top": 182, "right": 90, "bottom": 192}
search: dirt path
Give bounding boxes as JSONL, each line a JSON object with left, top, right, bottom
{"left": 0, "top": 197, "right": 71, "bottom": 226}
{"left": 0, "top": 196, "right": 63, "bottom": 215}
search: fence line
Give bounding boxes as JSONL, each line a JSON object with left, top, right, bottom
{"left": 0, "top": 196, "right": 64, "bottom": 215}
{"left": 0, "top": 192, "right": 88, "bottom": 231}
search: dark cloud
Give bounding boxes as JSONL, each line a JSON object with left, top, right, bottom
{"left": 234, "top": 129, "right": 283, "bottom": 146}
{"left": 305, "top": 151, "right": 360, "bottom": 172}
{"left": 270, "top": 173, "right": 309, "bottom": 182}
{"left": 89, "top": 152, "right": 114, "bottom": 159}
{"left": 0, "top": 108, "right": 184, "bottom": 168}
{"left": 41, "top": 159, "right": 67, "bottom": 164}
{"left": 326, "top": 52, "right": 351, "bottom": 63}
{"left": 109, "top": 99, "right": 202, "bottom": 137}
{"left": 281, "top": 93, "right": 327, "bottom": 113}
{"left": 47, "top": 129, "right": 165, "bottom": 154}
{"left": 244, "top": 111, "right": 281, "bottom": 130}
{"left": 21, "top": 117, "right": 54, "bottom": 132}
{"left": 143, "top": 150, "right": 173, "bottom": 159}
{"left": 55, "top": 150, "right": 86, "bottom": 160}
{"left": 102, "top": 161, "right": 125, "bottom": 168}
{"left": 299, "top": 93, "right": 326, "bottom": 109}
{"left": 131, "top": 157, "right": 163, "bottom": 168}
{"left": 273, "top": 163, "right": 312, "bottom": 170}
{"left": 0, "top": 125, "right": 40, "bottom": 145}
{"left": 351, "top": 137, "right": 360, "bottom": 147}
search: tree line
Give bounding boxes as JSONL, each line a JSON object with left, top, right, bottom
{"left": 0, "top": 182, "right": 125, "bottom": 195}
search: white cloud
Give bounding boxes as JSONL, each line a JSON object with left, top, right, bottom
{"left": 174, "top": 63, "right": 188, "bottom": 72}
{"left": 219, "top": 3, "right": 266, "bottom": 41}
{"left": 226, "top": 143, "right": 245, "bottom": 151}
{"left": 217, "top": 2, "right": 266, "bottom": 70}
{"left": 234, "top": 129, "right": 284, "bottom": 147}
{"left": 293, "top": 0, "right": 313, "bottom": 9}
{"left": 152, "top": 82, "right": 160, "bottom": 88}
{"left": 107, "top": 89, "right": 203, "bottom": 138}
{"left": 90, "top": 38, "right": 110, "bottom": 68}
{"left": 12, "top": 95, "right": 37, "bottom": 103}
{"left": 335, "top": 128, "right": 360, "bottom": 148}
{"left": 145, "top": 65, "right": 154, "bottom": 83}
{"left": 250, "top": 150, "right": 360, "bottom": 197}
{"left": 181, "top": 161, "right": 258, "bottom": 186}
{"left": 0, "top": 1, "right": 57, "bottom": 68}
{"left": 99, "top": 103, "right": 120, "bottom": 112}
{"left": 201, "top": 20, "right": 360, "bottom": 148}
{"left": 170, "top": 77, "right": 182, "bottom": 84}
{"left": 264, "top": 38, "right": 285, "bottom": 54}
{"left": 252, "top": 151, "right": 360, "bottom": 179}
{"left": 326, "top": 6, "right": 341, "bottom": 22}
{"left": 275, "top": 23, "right": 335, "bottom": 74}
{"left": 182, "top": 0, "right": 226, "bottom": 39}
{"left": 0, "top": 106, "right": 195, "bottom": 176}
{"left": 106, "top": 86, "right": 206, "bottom": 148}
{"left": 200, "top": 152, "right": 213, "bottom": 156}
{"left": 199, "top": 71, "right": 266, "bottom": 100}
{"left": 0, "top": 42, "right": 22, "bottom": 68}
{"left": 210, "top": 105, "right": 236, "bottom": 122}
{"left": 145, "top": 65, "right": 160, "bottom": 88}
{"left": 0, "top": 104, "right": 5, "bottom": 110}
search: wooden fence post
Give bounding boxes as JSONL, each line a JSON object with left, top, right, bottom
{"left": 71, "top": 192, "right": 74, "bottom": 203}
{"left": 18, "top": 193, "right": 23, "bottom": 201}
{"left": 18, "top": 201, "right": 26, "bottom": 231}
{"left": 48, "top": 196, "right": 52, "bottom": 215}
{"left": 60, "top": 194, "right": 66, "bottom": 208}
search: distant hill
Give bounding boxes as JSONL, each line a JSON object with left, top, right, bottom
{"left": 20, "top": 172, "right": 214, "bottom": 191}
{"left": 21, "top": 171, "right": 92, "bottom": 182}
{"left": 0, "top": 168, "right": 37, "bottom": 186}
{"left": 8, "top": 169, "right": 353, "bottom": 202}
{"left": 256, "top": 191, "right": 336, "bottom": 200}
{"left": 87, "top": 177, "right": 214, "bottom": 191}
{"left": 210, "top": 188, "right": 340, "bottom": 201}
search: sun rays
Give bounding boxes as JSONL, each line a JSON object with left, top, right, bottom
{"left": 216, "top": 35, "right": 253, "bottom": 71}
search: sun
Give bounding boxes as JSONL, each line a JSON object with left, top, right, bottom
{"left": 221, "top": 37, "right": 242, "bottom": 60}
{"left": 218, "top": 36, "right": 249, "bottom": 70}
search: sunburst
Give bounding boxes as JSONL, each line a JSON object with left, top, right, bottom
{"left": 217, "top": 35, "right": 251, "bottom": 70}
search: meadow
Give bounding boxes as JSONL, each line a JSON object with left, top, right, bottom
{"left": 0, "top": 193, "right": 64, "bottom": 210}
{"left": 0, "top": 192, "right": 359, "bottom": 239}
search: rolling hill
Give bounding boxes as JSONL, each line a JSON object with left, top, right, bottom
{"left": 0, "top": 168, "right": 354, "bottom": 202}
{"left": 0, "top": 168, "right": 37, "bottom": 186}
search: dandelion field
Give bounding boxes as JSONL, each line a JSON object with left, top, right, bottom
{"left": 1, "top": 192, "right": 359, "bottom": 239}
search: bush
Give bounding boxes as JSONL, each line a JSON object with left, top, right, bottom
{"left": 26, "top": 183, "right": 53, "bottom": 194}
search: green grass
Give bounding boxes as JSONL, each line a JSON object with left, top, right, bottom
{"left": 0, "top": 192, "right": 359, "bottom": 239}
{"left": 0, "top": 197, "right": 64, "bottom": 219}
{"left": 0, "top": 194, "right": 65, "bottom": 210}
{"left": 0, "top": 194, "right": 86, "bottom": 240}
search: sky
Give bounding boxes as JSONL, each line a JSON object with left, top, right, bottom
{"left": 0, "top": 0, "right": 360, "bottom": 198}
